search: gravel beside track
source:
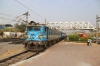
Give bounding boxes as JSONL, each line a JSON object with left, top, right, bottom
{"left": 0, "top": 38, "right": 25, "bottom": 66}
{"left": 0, "top": 50, "right": 39, "bottom": 66}
{"left": 0, "top": 42, "right": 24, "bottom": 58}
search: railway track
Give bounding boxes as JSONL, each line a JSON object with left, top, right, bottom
{"left": 0, "top": 50, "right": 40, "bottom": 66}
{"left": 0, "top": 38, "right": 64, "bottom": 66}
{"left": 0, "top": 38, "right": 25, "bottom": 44}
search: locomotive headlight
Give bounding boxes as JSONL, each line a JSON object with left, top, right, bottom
{"left": 26, "top": 35, "right": 31, "bottom": 38}
{"left": 28, "top": 35, "right": 31, "bottom": 38}
{"left": 38, "top": 34, "right": 43, "bottom": 38}
{"left": 40, "top": 34, "right": 43, "bottom": 36}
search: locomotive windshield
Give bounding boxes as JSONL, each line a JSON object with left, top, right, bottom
{"left": 27, "top": 26, "right": 33, "bottom": 31}
{"left": 27, "top": 26, "right": 41, "bottom": 31}
{"left": 34, "top": 26, "right": 40, "bottom": 31}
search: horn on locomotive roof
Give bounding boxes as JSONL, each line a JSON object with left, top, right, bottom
{"left": 29, "top": 21, "right": 39, "bottom": 25}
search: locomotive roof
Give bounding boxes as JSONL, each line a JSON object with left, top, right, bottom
{"left": 26, "top": 24, "right": 65, "bottom": 33}
{"left": 26, "top": 24, "right": 46, "bottom": 26}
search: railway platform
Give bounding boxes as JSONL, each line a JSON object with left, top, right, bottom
{"left": 10, "top": 41, "right": 100, "bottom": 66}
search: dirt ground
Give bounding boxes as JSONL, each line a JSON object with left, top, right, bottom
{"left": 0, "top": 41, "right": 24, "bottom": 60}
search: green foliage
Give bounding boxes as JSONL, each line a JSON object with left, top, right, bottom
{"left": 2, "top": 23, "right": 26, "bottom": 32}
{"left": 12, "top": 27, "right": 20, "bottom": 32}
{"left": 92, "top": 32, "right": 100, "bottom": 37}
{"left": 4, "top": 28, "right": 13, "bottom": 32}
{"left": 79, "top": 36, "right": 93, "bottom": 42}
{"left": 14, "top": 23, "right": 26, "bottom": 32}
{"left": 0, "top": 30, "right": 4, "bottom": 37}
{"left": 65, "top": 32, "right": 95, "bottom": 42}
{"left": 88, "top": 36, "right": 93, "bottom": 40}
{"left": 68, "top": 33, "right": 79, "bottom": 41}
{"left": 79, "top": 37, "right": 87, "bottom": 41}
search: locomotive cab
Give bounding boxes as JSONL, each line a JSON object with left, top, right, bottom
{"left": 24, "top": 25, "right": 48, "bottom": 51}
{"left": 26, "top": 25, "right": 47, "bottom": 41}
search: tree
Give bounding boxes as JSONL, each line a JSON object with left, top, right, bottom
{"left": 14, "top": 23, "right": 26, "bottom": 32}
{"left": 0, "top": 30, "right": 4, "bottom": 38}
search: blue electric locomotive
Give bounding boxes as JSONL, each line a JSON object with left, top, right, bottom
{"left": 24, "top": 22, "right": 66, "bottom": 51}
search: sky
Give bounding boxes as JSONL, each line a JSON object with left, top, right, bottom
{"left": 0, "top": 0, "right": 100, "bottom": 26}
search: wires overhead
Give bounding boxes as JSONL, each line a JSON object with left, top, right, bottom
{"left": 0, "top": 12, "right": 27, "bottom": 23}
{"left": 15, "top": 0, "right": 45, "bottom": 19}
{"left": 0, "top": 17, "right": 23, "bottom": 23}
{"left": 0, "top": 13, "right": 15, "bottom": 18}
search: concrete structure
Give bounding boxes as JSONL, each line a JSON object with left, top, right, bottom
{"left": 3, "top": 32, "right": 24, "bottom": 38}
{"left": 46, "top": 22, "right": 95, "bottom": 30}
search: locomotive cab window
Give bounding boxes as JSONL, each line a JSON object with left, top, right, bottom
{"left": 27, "top": 26, "right": 33, "bottom": 30}
{"left": 34, "top": 26, "right": 41, "bottom": 31}
{"left": 44, "top": 27, "right": 47, "bottom": 32}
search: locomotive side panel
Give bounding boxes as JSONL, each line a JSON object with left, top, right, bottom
{"left": 47, "top": 28, "right": 62, "bottom": 41}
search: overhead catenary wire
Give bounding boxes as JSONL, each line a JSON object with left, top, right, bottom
{"left": 0, "top": 12, "right": 26, "bottom": 20}
{"left": 15, "top": 0, "right": 45, "bottom": 19}
{"left": 0, "top": 13, "right": 15, "bottom": 18}
{"left": 0, "top": 17, "right": 23, "bottom": 23}
{"left": 0, "top": 1, "right": 49, "bottom": 24}
{"left": 0, "top": 12, "right": 27, "bottom": 23}
{"left": 0, "top": 13, "right": 49, "bottom": 25}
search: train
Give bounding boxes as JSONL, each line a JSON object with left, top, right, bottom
{"left": 23, "top": 21, "right": 67, "bottom": 51}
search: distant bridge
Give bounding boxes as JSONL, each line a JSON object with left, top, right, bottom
{"left": 46, "top": 22, "right": 95, "bottom": 30}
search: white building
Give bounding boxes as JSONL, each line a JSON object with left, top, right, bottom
{"left": 3, "top": 32, "right": 24, "bottom": 38}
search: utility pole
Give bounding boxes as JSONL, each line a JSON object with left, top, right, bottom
{"left": 23, "top": 11, "right": 29, "bottom": 24}
{"left": 14, "top": 11, "right": 29, "bottom": 24}
{"left": 0, "top": 18, "right": 2, "bottom": 24}
{"left": 96, "top": 14, "right": 100, "bottom": 43}
{"left": 45, "top": 18, "right": 46, "bottom": 25}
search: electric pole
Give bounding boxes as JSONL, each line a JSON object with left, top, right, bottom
{"left": 45, "top": 18, "right": 46, "bottom": 25}
{"left": 23, "top": 11, "right": 29, "bottom": 24}
{"left": 96, "top": 14, "right": 100, "bottom": 43}
{"left": 0, "top": 18, "right": 2, "bottom": 24}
